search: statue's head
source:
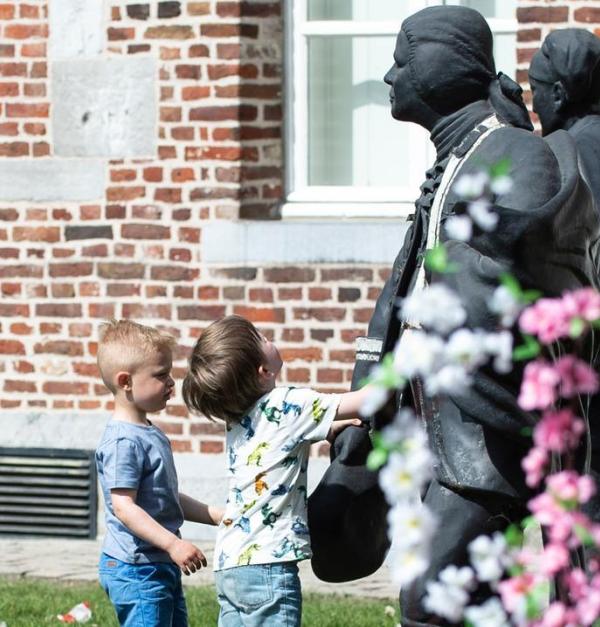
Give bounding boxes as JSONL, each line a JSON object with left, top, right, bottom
{"left": 530, "top": 29, "right": 600, "bottom": 135}
{"left": 384, "top": 5, "right": 532, "bottom": 131}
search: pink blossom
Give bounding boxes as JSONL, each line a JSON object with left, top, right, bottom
{"left": 565, "top": 568, "right": 588, "bottom": 602}
{"left": 529, "top": 492, "right": 565, "bottom": 526}
{"left": 555, "top": 355, "right": 599, "bottom": 398}
{"left": 539, "top": 601, "right": 576, "bottom": 627}
{"left": 562, "top": 288, "right": 600, "bottom": 323}
{"left": 498, "top": 572, "right": 537, "bottom": 615}
{"left": 519, "top": 298, "right": 571, "bottom": 344}
{"left": 522, "top": 446, "right": 549, "bottom": 487}
{"left": 533, "top": 410, "right": 585, "bottom": 453}
{"left": 547, "top": 471, "right": 596, "bottom": 505}
{"left": 576, "top": 588, "right": 600, "bottom": 626}
{"left": 518, "top": 360, "right": 560, "bottom": 411}
{"left": 548, "top": 511, "right": 591, "bottom": 548}
{"left": 538, "top": 543, "right": 569, "bottom": 576}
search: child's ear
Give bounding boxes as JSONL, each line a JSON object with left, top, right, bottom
{"left": 116, "top": 371, "right": 132, "bottom": 391}
{"left": 258, "top": 364, "right": 272, "bottom": 382}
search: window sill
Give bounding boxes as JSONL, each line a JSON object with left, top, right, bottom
{"left": 280, "top": 201, "right": 414, "bottom": 220}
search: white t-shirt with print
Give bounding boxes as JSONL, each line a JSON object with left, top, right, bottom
{"left": 214, "top": 386, "right": 340, "bottom": 571}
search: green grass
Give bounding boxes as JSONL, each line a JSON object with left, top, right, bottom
{"left": 0, "top": 577, "right": 399, "bottom": 627}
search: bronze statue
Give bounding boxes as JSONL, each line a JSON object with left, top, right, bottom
{"left": 308, "top": 6, "right": 600, "bottom": 626}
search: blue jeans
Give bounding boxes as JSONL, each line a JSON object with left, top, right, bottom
{"left": 99, "top": 553, "right": 188, "bottom": 627}
{"left": 214, "top": 562, "right": 302, "bottom": 627}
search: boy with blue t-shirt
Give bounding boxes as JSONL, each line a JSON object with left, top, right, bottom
{"left": 182, "top": 315, "right": 370, "bottom": 627}
{"left": 96, "top": 320, "right": 223, "bottom": 627}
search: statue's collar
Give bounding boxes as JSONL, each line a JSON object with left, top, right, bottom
{"left": 430, "top": 100, "right": 495, "bottom": 161}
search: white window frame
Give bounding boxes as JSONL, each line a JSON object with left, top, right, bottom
{"left": 282, "top": 0, "right": 517, "bottom": 220}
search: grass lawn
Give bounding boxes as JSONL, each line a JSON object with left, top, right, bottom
{"left": 0, "top": 577, "right": 399, "bottom": 626}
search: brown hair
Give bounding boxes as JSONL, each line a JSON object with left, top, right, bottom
{"left": 182, "top": 315, "right": 266, "bottom": 423}
{"left": 97, "top": 319, "right": 176, "bottom": 394}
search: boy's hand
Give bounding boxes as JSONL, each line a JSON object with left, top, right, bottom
{"left": 326, "top": 418, "right": 364, "bottom": 444}
{"left": 167, "top": 538, "right": 207, "bottom": 575}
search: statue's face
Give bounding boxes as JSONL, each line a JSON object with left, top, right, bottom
{"left": 384, "top": 32, "right": 420, "bottom": 122}
{"left": 530, "top": 76, "right": 562, "bottom": 136}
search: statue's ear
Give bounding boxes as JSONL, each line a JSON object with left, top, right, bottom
{"left": 552, "top": 81, "right": 568, "bottom": 113}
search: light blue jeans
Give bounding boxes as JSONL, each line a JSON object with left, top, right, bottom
{"left": 214, "top": 562, "right": 302, "bottom": 627}
{"left": 99, "top": 553, "right": 188, "bottom": 627}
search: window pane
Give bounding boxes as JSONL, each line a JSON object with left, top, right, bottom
{"left": 307, "top": 36, "right": 411, "bottom": 187}
{"left": 494, "top": 32, "right": 517, "bottom": 80}
{"left": 308, "top": 0, "right": 409, "bottom": 21}
{"left": 445, "top": 0, "right": 516, "bottom": 20}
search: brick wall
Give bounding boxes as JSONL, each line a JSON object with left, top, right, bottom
{"left": 0, "top": 1, "right": 391, "bottom": 456}
{"left": 517, "top": 0, "right": 600, "bottom": 124}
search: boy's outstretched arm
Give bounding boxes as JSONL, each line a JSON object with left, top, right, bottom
{"left": 111, "top": 488, "right": 207, "bottom": 575}
{"left": 336, "top": 384, "right": 378, "bottom": 420}
{"left": 179, "top": 493, "right": 224, "bottom": 526}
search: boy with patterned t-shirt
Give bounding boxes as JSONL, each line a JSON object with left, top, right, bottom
{"left": 182, "top": 315, "right": 371, "bottom": 627}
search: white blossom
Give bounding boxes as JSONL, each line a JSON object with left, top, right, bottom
{"left": 384, "top": 605, "right": 396, "bottom": 618}
{"left": 425, "top": 363, "right": 471, "bottom": 395}
{"left": 489, "top": 285, "right": 523, "bottom": 328}
{"left": 445, "top": 214, "right": 473, "bottom": 241}
{"left": 468, "top": 533, "right": 508, "bottom": 584}
{"left": 445, "top": 328, "right": 488, "bottom": 369}
{"left": 389, "top": 545, "right": 430, "bottom": 586}
{"left": 394, "top": 330, "right": 445, "bottom": 379}
{"left": 490, "top": 175, "right": 513, "bottom": 196}
{"left": 464, "top": 598, "right": 510, "bottom": 627}
{"left": 379, "top": 449, "right": 433, "bottom": 502}
{"left": 439, "top": 565, "right": 477, "bottom": 592}
{"left": 454, "top": 171, "right": 489, "bottom": 199}
{"left": 380, "top": 408, "right": 419, "bottom": 446}
{"left": 387, "top": 503, "right": 437, "bottom": 549}
{"left": 360, "top": 383, "right": 389, "bottom": 417}
{"left": 468, "top": 199, "right": 498, "bottom": 232}
{"left": 424, "top": 580, "right": 469, "bottom": 623}
{"left": 483, "top": 331, "right": 513, "bottom": 374}
{"left": 401, "top": 285, "right": 467, "bottom": 335}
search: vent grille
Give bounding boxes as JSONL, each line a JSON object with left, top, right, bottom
{"left": 0, "top": 447, "right": 97, "bottom": 538}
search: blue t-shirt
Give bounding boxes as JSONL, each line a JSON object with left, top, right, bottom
{"left": 95, "top": 419, "right": 184, "bottom": 564}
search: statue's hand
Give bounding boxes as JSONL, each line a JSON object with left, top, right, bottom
{"left": 326, "top": 418, "right": 364, "bottom": 444}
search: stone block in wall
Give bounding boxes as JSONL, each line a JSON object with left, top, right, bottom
{"left": 0, "top": 159, "right": 105, "bottom": 201}
{"left": 49, "top": 0, "right": 105, "bottom": 59}
{"left": 52, "top": 57, "right": 156, "bottom": 158}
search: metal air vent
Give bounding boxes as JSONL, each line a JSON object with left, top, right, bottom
{"left": 0, "top": 447, "right": 97, "bottom": 538}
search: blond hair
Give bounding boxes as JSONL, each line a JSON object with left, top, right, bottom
{"left": 182, "top": 315, "right": 265, "bottom": 423}
{"left": 97, "top": 319, "right": 176, "bottom": 393}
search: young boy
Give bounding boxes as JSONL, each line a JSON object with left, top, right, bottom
{"left": 182, "top": 315, "right": 371, "bottom": 627}
{"left": 95, "top": 319, "right": 222, "bottom": 627}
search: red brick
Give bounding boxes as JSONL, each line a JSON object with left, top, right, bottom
{"left": 171, "top": 168, "right": 195, "bottom": 182}
{"left": 34, "top": 341, "right": 83, "bottom": 356}
{"left": 0, "top": 62, "right": 26, "bottom": 76}
{"left": 98, "top": 263, "right": 145, "bottom": 280}
{"left": 108, "top": 27, "right": 135, "bottom": 41}
{"left": 178, "top": 227, "right": 200, "bottom": 243}
{"left": 122, "top": 224, "right": 170, "bottom": 240}
{"left": 51, "top": 283, "right": 75, "bottom": 298}
{"left": 329, "top": 350, "right": 355, "bottom": 363}
{"left": 0, "top": 339, "right": 25, "bottom": 354}
{"left": 5, "top": 380, "right": 36, "bottom": 393}
{"left": 249, "top": 288, "right": 273, "bottom": 303}
{"left": 0, "top": 82, "right": 18, "bottom": 96}
{"left": 189, "top": 105, "right": 257, "bottom": 122}
{"left": 36, "top": 303, "right": 82, "bottom": 317}
{"left": 517, "top": 28, "right": 541, "bottom": 43}
{"left": 281, "top": 328, "right": 304, "bottom": 342}
{"left": 188, "top": 2, "right": 210, "bottom": 15}
{"left": 154, "top": 188, "right": 181, "bottom": 203}
{"left": 232, "top": 306, "right": 284, "bottom": 323}
{"left": 178, "top": 305, "right": 226, "bottom": 320}
{"left": 287, "top": 368, "right": 310, "bottom": 383}
{"left": 353, "top": 308, "right": 373, "bottom": 323}
{"left": 171, "top": 440, "right": 193, "bottom": 452}
{"left": 49, "top": 263, "right": 92, "bottom": 277}
{"left": 21, "top": 42, "right": 46, "bottom": 57}
{"left": 24, "top": 122, "right": 45, "bottom": 135}
{"left": 264, "top": 267, "right": 315, "bottom": 283}
{"left": 175, "top": 64, "right": 201, "bottom": 79}
{"left": 73, "top": 362, "right": 99, "bottom": 378}
{"left": 294, "top": 307, "right": 346, "bottom": 322}
{"left": 40, "top": 322, "right": 62, "bottom": 334}
{"left": 145, "top": 25, "right": 194, "bottom": 39}
{"left": 89, "top": 303, "right": 115, "bottom": 318}
{"left": 160, "top": 106, "right": 182, "bottom": 122}
{"left": 278, "top": 287, "right": 302, "bottom": 300}
{"left": 217, "top": 43, "right": 241, "bottom": 60}
{"left": 14, "top": 360, "right": 34, "bottom": 374}
{"left": 317, "top": 369, "right": 344, "bottom": 384}
{"left": 143, "top": 167, "right": 163, "bottom": 182}
{"left": 69, "top": 323, "right": 92, "bottom": 338}
{"left": 20, "top": 4, "right": 40, "bottom": 18}
{"left": 200, "top": 440, "right": 224, "bottom": 454}
{"left": 4, "top": 24, "right": 48, "bottom": 39}
{"left": 190, "top": 421, "right": 225, "bottom": 436}
{"left": 516, "top": 7, "right": 568, "bottom": 23}
{"left": 6, "top": 102, "right": 48, "bottom": 118}
{"left": 1, "top": 400, "right": 22, "bottom": 408}
{"left": 517, "top": 48, "right": 537, "bottom": 64}
{"left": 201, "top": 23, "right": 258, "bottom": 39}
{"left": 189, "top": 44, "right": 209, "bottom": 58}
{"left": 208, "top": 63, "right": 258, "bottom": 80}
{"left": 150, "top": 266, "right": 199, "bottom": 281}
{"left": 106, "top": 186, "right": 145, "bottom": 201}
{"left": 574, "top": 8, "right": 600, "bottom": 23}
{"left": 7, "top": 317, "right": 31, "bottom": 330}
{"left": 43, "top": 381, "right": 89, "bottom": 395}
{"left": 0, "top": 141, "right": 27, "bottom": 156}
{"left": 110, "top": 168, "right": 137, "bottom": 182}
{"left": 14, "top": 226, "right": 59, "bottom": 242}
{"left": 216, "top": 84, "right": 280, "bottom": 100}
{"left": 321, "top": 268, "right": 373, "bottom": 282}
{"left": 308, "top": 287, "right": 332, "bottom": 301}
{"left": 1, "top": 282, "right": 20, "bottom": 295}
{"left": 122, "top": 303, "right": 172, "bottom": 319}
{"left": 223, "top": 286, "right": 244, "bottom": 300}
{"left": 32, "top": 141, "right": 50, "bottom": 157}
{"left": 0, "top": 4, "right": 15, "bottom": 19}
{"left": 160, "top": 46, "right": 180, "bottom": 60}
{"left": 186, "top": 146, "right": 258, "bottom": 162}
{"left": 169, "top": 248, "right": 191, "bottom": 262}
{"left": 181, "top": 86, "right": 210, "bottom": 101}
{"left": 280, "top": 348, "right": 323, "bottom": 362}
